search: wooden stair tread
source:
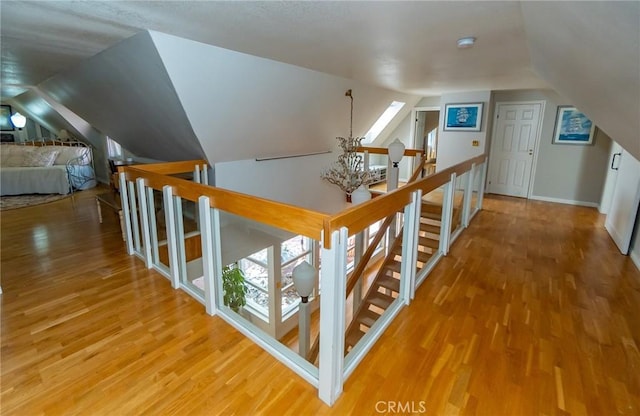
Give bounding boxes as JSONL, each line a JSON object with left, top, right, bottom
{"left": 368, "top": 292, "right": 394, "bottom": 309}
{"left": 377, "top": 275, "right": 400, "bottom": 292}
{"left": 358, "top": 309, "right": 382, "bottom": 328}
{"left": 419, "top": 223, "right": 441, "bottom": 234}
{"left": 419, "top": 236, "right": 440, "bottom": 249}
{"left": 346, "top": 328, "right": 366, "bottom": 348}
{"left": 416, "top": 250, "right": 434, "bottom": 263}
{"left": 386, "top": 261, "right": 402, "bottom": 274}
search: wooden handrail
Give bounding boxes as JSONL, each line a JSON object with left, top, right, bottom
{"left": 123, "top": 159, "right": 208, "bottom": 175}
{"left": 121, "top": 166, "right": 329, "bottom": 241}
{"left": 323, "top": 154, "right": 487, "bottom": 245}
{"left": 345, "top": 214, "right": 394, "bottom": 296}
{"left": 406, "top": 155, "right": 427, "bottom": 184}
{"left": 121, "top": 154, "right": 486, "bottom": 246}
{"left": 357, "top": 146, "right": 422, "bottom": 157}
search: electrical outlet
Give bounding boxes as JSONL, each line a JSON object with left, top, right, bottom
{"left": 472, "top": 140, "right": 479, "bottom": 147}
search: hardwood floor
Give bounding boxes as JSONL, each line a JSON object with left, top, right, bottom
{"left": 2, "top": 190, "right": 639, "bottom": 415}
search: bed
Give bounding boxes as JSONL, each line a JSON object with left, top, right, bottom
{"left": 0, "top": 140, "right": 97, "bottom": 196}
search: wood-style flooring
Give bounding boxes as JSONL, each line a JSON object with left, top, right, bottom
{"left": 1, "top": 189, "right": 639, "bottom": 415}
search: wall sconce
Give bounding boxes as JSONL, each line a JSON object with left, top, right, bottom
{"left": 10, "top": 112, "right": 26, "bottom": 130}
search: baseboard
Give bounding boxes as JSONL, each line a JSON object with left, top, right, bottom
{"left": 631, "top": 249, "right": 640, "bottom": 272}
{"left": 529, "top": 195, "right": 599, "bottom": 208}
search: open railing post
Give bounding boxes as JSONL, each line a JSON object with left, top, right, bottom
{"left": 193, "top": 165, "right": 201, "bottom": 184}
{"left": 163, "top": 186, "right": 180, "bottom": 288}
{"left": 201, "top": 164, "right": 209, "bottom": 185}
{"left": 401, "top": 190, "right": 422, "bottom": 303}
{"left": 462, "top": 165, "right": 474, "bottom": 228}
{"left": 318, "top": 227, "right": 348, "bottom": 406}
{"left": 477, "top": 161, "right": 487, "bottom": 211}
{"left": 440, "top": 173, "right": 456, "bottom": 256}
{"left": 198, "top": 196, "right": 219, "bottom": 315}
{"left": 146, "top": 186, "right": 160, "bottom": 266}
{"left": 127, "top": 180, "right": 141, "bottom": 254}
{"left": 136, "top": 178, "right": 152, "bottom": 268}
{"left": 119, "top": 172, "right": 134, "bottom": 255}
{"left": 174, "top": 196, "right": 188, "bottom": 286}
{"left": 352, "top": 233, "right": 364, "bottom": 313}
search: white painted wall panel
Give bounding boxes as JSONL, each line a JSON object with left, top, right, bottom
{"left": 151, "top": 31, "right": 418, "bottom": 165}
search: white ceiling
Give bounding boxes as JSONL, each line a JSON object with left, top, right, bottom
{"left": 0, "top": 1, "right": 550, "bottom": 100}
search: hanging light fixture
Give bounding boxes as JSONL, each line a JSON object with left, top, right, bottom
{"left": 10, "top": 112, "right": 26, "bottom": 129}
{"left": 321, "top": 89, "right": 380, "bottom": 199}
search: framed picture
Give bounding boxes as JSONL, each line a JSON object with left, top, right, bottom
{"left": 552, "top": 106, "right": 595, "bottom": 145}
{"left": 444, "top": 102, "right": 483, "bottom": 131}
{"left": 0, "top": 105, "right": 14, "bottom": 131}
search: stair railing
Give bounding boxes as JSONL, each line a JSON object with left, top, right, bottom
{"left": 307, "top": 154, "right": 428, "bottom": 363}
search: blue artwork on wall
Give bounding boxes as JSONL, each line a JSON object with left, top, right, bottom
{"left": 553, "top": 106, "right": 595, "bottom": 145}
{"left": 444, "top": 103, "right": 483, "bottom": 131}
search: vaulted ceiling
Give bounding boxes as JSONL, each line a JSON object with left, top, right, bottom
{"left": 1, "top": 1, "right": 547, "bottom": 98}
{"left": 1, "top": 1, "right": 638, "bottom": 158}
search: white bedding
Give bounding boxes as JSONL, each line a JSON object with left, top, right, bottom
{"left": 1, "top": 143, "right": 97, "bottom": 195}
{"left": 1, "top": 166, "right": 71, "bottom": 195}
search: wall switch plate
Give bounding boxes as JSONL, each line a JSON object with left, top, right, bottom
{"left": 472, "top": 140, "right": 479, "bottom": 147}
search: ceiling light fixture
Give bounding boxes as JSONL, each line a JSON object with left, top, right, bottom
{"left": 457, "top": 37, "right": 476, "bottom": 49}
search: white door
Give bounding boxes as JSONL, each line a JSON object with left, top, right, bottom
{"left": 605, "top": 149, "right": 640, "bottom": 255}
{"left": 487, "top": 103, "right": 543, "bottom": 198}
{"left": 599, "top": 141, "right": 623, "bottom": 214}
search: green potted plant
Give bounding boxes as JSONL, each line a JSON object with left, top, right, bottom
{"left": 222, "top": 264, "right": 247, "bottom": 312}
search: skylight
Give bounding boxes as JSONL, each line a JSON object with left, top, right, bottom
{"left": 362, "top": 101, "right": 405, "bottom": 144}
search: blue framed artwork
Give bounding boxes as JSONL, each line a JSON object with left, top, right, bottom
{"left": 553, "top": 106, "right": 595, "bottom": 145}
{"left": 444, "top": 102, "right": 483, "bottom": 131}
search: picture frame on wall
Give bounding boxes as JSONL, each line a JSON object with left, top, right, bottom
{"left": 552, "top": 106, "right": 595, "bottom": 145}
{"left": 0, "top": 105, "right": 14, "bottom": 131}
{"left": 443, "top": 102, "right": 483, "bottom": 132}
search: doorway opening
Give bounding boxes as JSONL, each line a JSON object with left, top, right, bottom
{"left": 410, "top": 107, "right": 440, "bottom": 175}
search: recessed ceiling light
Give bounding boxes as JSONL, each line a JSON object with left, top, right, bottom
{"left": 457, "top": 37, "right": 476, "bottom": 49}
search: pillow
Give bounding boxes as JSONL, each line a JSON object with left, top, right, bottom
{"left": 54, "top": 146, "right": 91, "bottom": 165}
{"left": 22, "top": 148, "right": 60, "bottom": 167}
{"left": 2, "top": 146, "right": 35, "bottom": 167}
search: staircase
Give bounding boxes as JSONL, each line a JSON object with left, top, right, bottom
{"left": 343, "top": 200, "right": 448, "bottom": 352}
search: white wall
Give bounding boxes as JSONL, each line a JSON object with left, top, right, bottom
{"left": 436, "top": 90, "right": 492, "bottom": 171}
{"left": 214, "top": 153, "right": 347, "bottom": 214}
{"left": 151, "top": 31, "right": 419, "bottom": 165}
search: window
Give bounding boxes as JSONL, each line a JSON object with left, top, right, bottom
{"left": 238, "top": 235, "right": 314, "bottom": 319}
{"left": 106, "top": 136, "right": 123, "bottom": 159}
{"left": 362, "top": 101, "right": 405, "bottom": 144}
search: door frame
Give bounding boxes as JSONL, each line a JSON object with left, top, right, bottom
{"left": 409, "top": 106, "right": 439, "bottom": 174}
{"left": 488, "top": 100, "right": 546, "bottom": 198}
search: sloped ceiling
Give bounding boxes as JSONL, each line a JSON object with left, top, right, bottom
{"left": 1, "top": 1, "right": 638, "bottom": 159}
{"left": 521, "top": 1, "right": 640, "bottom": 161}
{"left": 38, "top": 31, "right": 204, "bottom": 161}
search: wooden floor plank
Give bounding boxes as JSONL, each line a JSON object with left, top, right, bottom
{"left": 2, "top": 190, "right": 640, "bottom": 415}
